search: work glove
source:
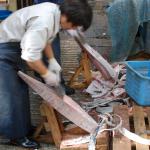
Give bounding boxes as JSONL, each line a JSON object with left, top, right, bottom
{"left": 41, "top": 70, "right": 60, "bottom": 87}
{"left": 48, "top": 58, "right": 62, "bottom": 82}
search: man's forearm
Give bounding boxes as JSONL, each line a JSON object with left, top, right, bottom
{"left": 27, "top": 60, "right": 48, "bottom": 76}
{"left": 44, "top": 43, "right": 54, "bottom": 60}
{"left": 26, "top": 43, "right": 56, "bottom": 75}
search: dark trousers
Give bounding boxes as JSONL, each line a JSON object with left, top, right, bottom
{"left": 0, "top": 42, "right": 31, "bottom": 139}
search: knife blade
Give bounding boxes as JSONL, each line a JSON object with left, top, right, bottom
{"left": 53, "top": 84, "right": 66, "bottom": 98}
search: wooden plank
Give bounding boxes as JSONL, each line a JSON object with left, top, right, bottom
{"left": 69, "top": 63, "right": 83, "bottom": 87}
{"left": 55, "top": 111, "right": 64, "bottom": 133}
{"left": 33, "top": 120, "right": 44, "bottom": 138}
{"left": 145, "top": 107, "right": 150, "bottom": 126}
{"left": 65, "top": 125, "right": 109, "bottom": 145}
{"left": 40, "top": 104, "right": 51, "bottom": 132}
{"left": 82, "top": 52, "right": 92, "bottom": 84}
{"left": 113, "top": 138, "right": 131, "bottom": 150}
{"left": 145, "top": 107, "right": 150, "bottom": 141}
{"left": 133, "top": 104, "right": 149, "bottom": 150}
{"left": 60, "top": 121, "right": 109, "bottom": 150}
{"left": 96, "top": 131, "right": 109, "bottom": 145}
{"left": 42, "top": 103, "right": 62, "bottom": 148}
{"left": 35, "top": 133, "right": 54, "bottom": 144}
{"left": 60, "top": 144, "right": 107, "bottom": 150}
{"left": 65, "top": 124, "right": 88, "bottom": 135}
{"left": 113, "top": 105, "right": 131, "bottom": 150}
{"left": 60, "top": 133, "right": 108, "bottom": 150}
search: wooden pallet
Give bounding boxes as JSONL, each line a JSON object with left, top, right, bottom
{"left": 34, "top": 102, "right": 110, "bottom": 150}
{"left": 113, "top": 104, "right": 150, "bottom": 150}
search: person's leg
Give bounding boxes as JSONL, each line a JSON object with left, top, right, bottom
{"left": 0, "top": 43, "right": 39, "bottom": 149}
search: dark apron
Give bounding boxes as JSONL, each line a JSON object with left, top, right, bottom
{"left": 0, "top": 42, "right": 31, "bottom": 139}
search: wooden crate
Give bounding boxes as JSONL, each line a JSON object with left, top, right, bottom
{"left": 34, "top": 103, "right": 110, "bottom": 150}
{"left": 113, "top": 104, "right": 150, "bottom": 150}
{"left": 60, "top": 128, "right": 110, "bottom": 150}
{"left": 59, "top": 103, "right": 110, "bottom": 150}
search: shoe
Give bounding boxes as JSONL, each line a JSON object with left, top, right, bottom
{"left": 10, "top": 137, "right": 40, "bottom": 149}
{"left": 63, "top": 84, "right": 75, "bottom": 95}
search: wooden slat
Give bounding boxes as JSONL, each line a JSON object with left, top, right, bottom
{"left": 82, "top": 52, "right": 92, "bottom": 84}
{"left": 113, "top": 138, "right": 132, "bottom": 150}
{"left": 39, "top": 105, "right": 51, "bottom": 132}
{"left": 35, "top": 133, "right": 54, "bottom": 144}
{"left": 41, "top": 103, "right": 62, "bottom": 148}
{"left": 96, "top": 130, "right": 109, "bottom": 145}
{"left": 61, "top": 145, "right": 107, "bottom": 150}
{"left": 145, "top": 107, "right": 150, "bottom": 126}
{"left": 113, "top": 105, "right": 131, "bottom": 150}
{"left": 113, "top": 104, "right": 150, "bottom": 150}
{"left": 55, "top": 111, "right": 64, "bottom": 133}
{"left": 33, "top": 120, "right": 44, "bottom": 138}
{"left": 145, "top": 107, "right": 150, "bottom": 142}
{"left": 65, "top": 124, "right": 88, "bottom": 135}
{"left": 60, "top": 144, "right": 107, "bottom": 150}
{"left": 60, "top": 133, "right": 108, "bottom": 150}
{"left": 133, "top": 104, "right": 149, "bottom": 150}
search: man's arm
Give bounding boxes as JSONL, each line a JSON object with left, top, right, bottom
{"left": 27, "top": 59, "right": 48, "bottom": 76}
{"left": 44, "top": 43, "right": 54, "bottom": 60}
{"left": 26, "top": 43, "right": 58, "bottom": 76}
{"left": 26, "top": 59, "right": 60, "bottom": 86}
{"left": 44, "top": 43, "right": 62, "bottom": 77}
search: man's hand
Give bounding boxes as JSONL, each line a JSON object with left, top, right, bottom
{"left": 26, "top": 58, "right": 60, "bottom": 87}
{"left": 41, "top": 70, "right": 60, "bottom": 87}
{"left": 48, "top": 58, "right": 62, "bottom": 81}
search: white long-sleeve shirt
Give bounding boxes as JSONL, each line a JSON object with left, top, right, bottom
{"left": 0, "top": 3, "right": 60, "bottom": 61}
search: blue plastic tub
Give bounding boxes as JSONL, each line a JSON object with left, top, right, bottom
{"left": 0, "top": 10, "right": 12, "bottom": 20}
{"left": 125, "top": 61, "right": 150, "bottom": 106}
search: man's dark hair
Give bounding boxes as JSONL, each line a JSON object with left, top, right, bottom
{"left": 60, "top": 0, "right": 93, "bottom": 31}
